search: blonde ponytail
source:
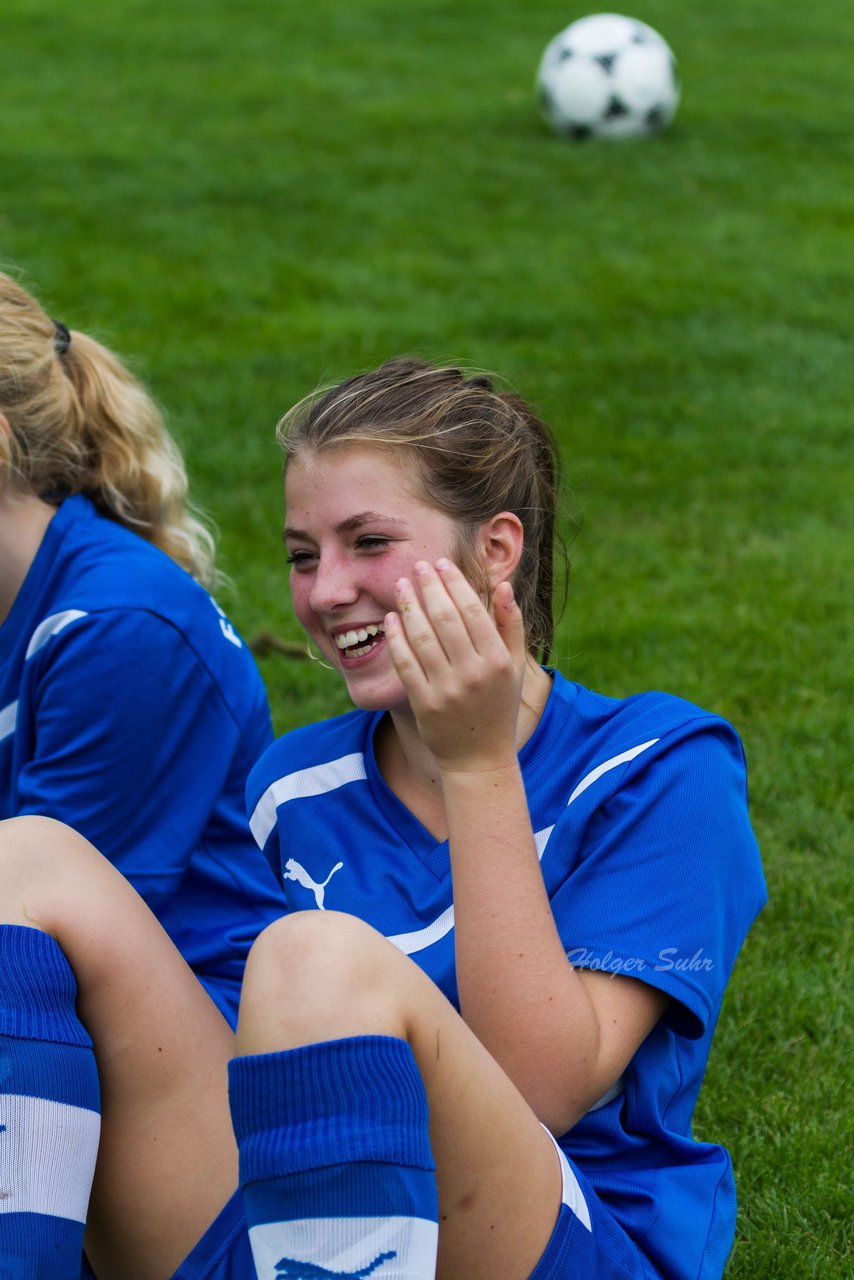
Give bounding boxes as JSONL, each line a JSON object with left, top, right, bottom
{"left": 0, "top": 272, "right": 217, "bottom": 590}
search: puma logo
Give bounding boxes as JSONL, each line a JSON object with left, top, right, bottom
{"left": 283, "top": 858, "right": 343, "bottom": 910}
{"left": 274, "top": 1252, "right": 396, "bottom": 1279}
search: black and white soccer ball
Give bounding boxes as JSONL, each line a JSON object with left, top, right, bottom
{"left": 537, "top": 13, "right": 680, "bottom": 139}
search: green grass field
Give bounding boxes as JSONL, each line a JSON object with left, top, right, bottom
{"left": 1, "top": 0, "right": 851, "bottom": 1272}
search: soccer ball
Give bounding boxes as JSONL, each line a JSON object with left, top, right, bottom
{"left": 537, "top": 13, "right": 680, "bottom": 139}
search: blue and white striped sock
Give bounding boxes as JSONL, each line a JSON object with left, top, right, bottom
{"left": 229, "top": 1036, "right": 439, "bottom": 1280}
{"left": 0, "top": 926, "right": 101, "bottom": 1278}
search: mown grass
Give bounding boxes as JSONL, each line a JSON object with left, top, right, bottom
{"left": 1, "top": 1, "right": 851, "bottom": 1272}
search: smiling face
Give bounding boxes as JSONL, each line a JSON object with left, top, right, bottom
{"left": 284, "top": 443, "right": 461, "bottom": 713}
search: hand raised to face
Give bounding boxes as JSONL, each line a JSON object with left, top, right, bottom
{"left": 384, "top": 558, "right": 527, "bottom": 775}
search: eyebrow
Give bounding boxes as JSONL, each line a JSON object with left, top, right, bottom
{"left": 283, "top": 512, "right": 408, "bottom": 542}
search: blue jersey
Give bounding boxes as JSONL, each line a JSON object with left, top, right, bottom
{"left": 247, "top": 670, "right": 766, "bottom": 1280}
{"left": 0, "top": 495, "right": 285, "bottom": 1027}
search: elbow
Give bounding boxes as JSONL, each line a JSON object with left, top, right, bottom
{"left": 506, "top": 1049, "right": 612, "bottom": 1138}
{"left": 538, "top": 1072, "right": 625, "bottom": 1137}
{"left": 530, "top": 1085, "right": 603, "bottom": 1138}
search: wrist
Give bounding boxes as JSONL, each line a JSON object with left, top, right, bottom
{"left": 438, "top": 757, "right": 522, "bottom": 784}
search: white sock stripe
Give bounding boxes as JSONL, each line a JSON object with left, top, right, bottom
{"left": 0, "top": 1095, "right": 100, "bottom": 1222}
{"left": 250, "top": 753, "right": 368, "bottom": 849}
{"left": 0, "top": 701, "right": 17, "bottom": 743}
{"left": 249, "top": 1216, "right": 439, "bottom": 1278}
{"left": 25, "top": 610, "right": 88, "bottom": 660}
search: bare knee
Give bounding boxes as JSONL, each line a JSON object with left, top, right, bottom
{"left": 0, "top": 815, "right": 126, "bottom": 935}
{"left": 243, "top": 910, "right": 395, "bottom": 1003}
{"left": 1, "top": 813, "right": 76, "bottom": 854}
{"left": 1, "top": 814, "right": 98, "bottom": 869}
{"left": 0, "top": 816, "right": 84, "bottom": 921}
{"left": 237, "top": 911, "right": 412, "bottom": 1055}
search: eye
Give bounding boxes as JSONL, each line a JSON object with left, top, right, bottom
{"left": 285, "top": 549, "right": 317, "bottom": 570}
{"left": 356, "top": 536, "right": 391, "bottom": 552}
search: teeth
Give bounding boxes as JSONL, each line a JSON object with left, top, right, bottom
{"left": 335, "top": 624, "right": 384, "bottom": 651}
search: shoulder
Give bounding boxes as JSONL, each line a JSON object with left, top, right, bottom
{"left": 48, "top": 497, "right": 216, "bottom": 623}
{"left": 247, "top": 710, "right": 374, "bottom": 851}
{"left": 29, "top": 501, "right": 265, "bottom": 712}
{"left": 538, "top": 671, "right": 747, "bottom": 798}
{"left": 553, "top": 669, "right": 733, "bottom": 735}
{"left": 544, "top": 673, "right": 763, "bottom": 907}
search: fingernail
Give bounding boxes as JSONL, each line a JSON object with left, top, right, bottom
{"left": 414, "top": 561, "right": 429, "bottom": 576}
{"left": 436, "top": 558, "right": 452, "bottom": 572}
{"left": 396, "top": 577, "right": 411, "bottom": 594}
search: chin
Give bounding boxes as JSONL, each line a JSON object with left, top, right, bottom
{"left": 343, "top": 677, "right": 406, "bottom": 716}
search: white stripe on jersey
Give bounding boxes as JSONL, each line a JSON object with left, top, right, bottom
{"left": 388, "top": 827, "right": 553, "bottom": 956}
{"left": 250, "top": 752, "right": 368, "bottom": 850}
{"left": 566, "top": 738, "right": 659, "bottom": 806}
{"left": 248, "top": 1216, "right": 438, "bottom": 1279}
{"left": 25, "top": 610, "right": 89, "bottom": 660}
{"left": 388, "top": 739, "right": 660, "bottom": 958}
{"left": 387, "top": 905, "right": 455, "bottom": 954}
{"left": 0, "top": 701, "right": 17, "bottom": 743}
{"left": 0, "top": 1094, "right": 100, "bottom": 1221}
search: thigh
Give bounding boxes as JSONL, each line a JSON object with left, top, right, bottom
{"left": 405, "top": 971, "right": 567, "bottom": 1280}
{"left": 0, "top": 816, "right": 238, "bottom": 1280}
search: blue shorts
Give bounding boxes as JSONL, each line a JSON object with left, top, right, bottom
{"left": 169, "top": 1191, "right": 254, "bottom": 1280}
{"left": 529, "top": 1133, "right": 662, "bottom": 1280}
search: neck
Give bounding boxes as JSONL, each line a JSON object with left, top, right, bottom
{"left": 0, "top": 488, "right": 58, "bottom": 625}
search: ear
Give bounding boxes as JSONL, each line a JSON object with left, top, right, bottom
{"left": 476, "top": 511, "right": 524, "bottom": 588}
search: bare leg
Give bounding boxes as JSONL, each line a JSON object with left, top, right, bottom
{"left": 0, "top": 816, "right": 237, "bottom": 1280}
{"left": 236, "top": 910, "right": 564, "bottom": 1280}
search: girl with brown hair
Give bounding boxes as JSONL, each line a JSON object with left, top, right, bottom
{"left": 0, "top": 357, "right": 763, "bottom": 1280}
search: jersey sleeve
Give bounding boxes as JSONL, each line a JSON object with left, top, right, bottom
{"left": 15, "top": 609, "right": 243, "bottom": 908}
{"left": 546, "top": 718, "right": 766, "bottom": 1039}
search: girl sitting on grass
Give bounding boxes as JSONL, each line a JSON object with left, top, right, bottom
{"left": 0, "top": 358, "right": 765, "bottom": 1280}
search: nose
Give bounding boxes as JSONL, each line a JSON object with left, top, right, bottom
{"left": 308, "top": 551, "right": 360, "bottom": 614}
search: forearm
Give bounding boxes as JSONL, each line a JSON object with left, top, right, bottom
{"left": 443, "top": 762, "right": 605, "bottom": 1130}
{"left": 384, "top": 562, "right": 667, "bottom": 1131}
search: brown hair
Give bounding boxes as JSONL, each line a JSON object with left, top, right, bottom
{"left": 0, "top": 271, "right": 217, "bottom": 588}
{"left": 277, "top": 357, "right": 567, "bottom": 660}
